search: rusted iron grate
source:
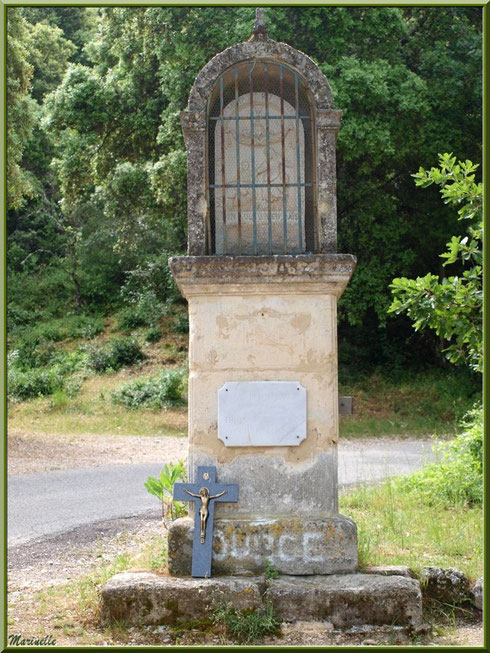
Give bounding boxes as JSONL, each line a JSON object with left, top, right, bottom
{"left": 207, "top": 61, "right": 316, "bottom": 255}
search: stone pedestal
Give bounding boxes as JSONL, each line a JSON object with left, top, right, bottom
{"left": 169, "top": 254, "right": 357, "bottom": 575}
{"left": 101, "top": 572, "right": 427, "bottom": 633}
{"left": 168, "top": 516, "right": 357, "bottom": 576}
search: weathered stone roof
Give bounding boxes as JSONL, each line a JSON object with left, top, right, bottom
{"left": 187, "top": 18, "right": 334, "bottom": 113}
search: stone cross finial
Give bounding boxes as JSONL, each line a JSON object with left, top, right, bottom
{"left": 251, "top": 8, "right": 268, "bottom": 40}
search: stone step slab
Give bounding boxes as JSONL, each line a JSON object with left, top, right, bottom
{"left": 101, "top": 571, "right": 425, "bottom": 632}
{"left": 101, "top": 572, "right": 265, "bottom": 625}
{"left": 362, "top": 565, "right": 416, "bottom": 579}
{"left": 266, "top": 574, "right": 425, "bottom": 630}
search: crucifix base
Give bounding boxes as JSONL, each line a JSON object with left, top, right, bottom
{"left": 168, "top": 514, "right": 357, "bottom": 577}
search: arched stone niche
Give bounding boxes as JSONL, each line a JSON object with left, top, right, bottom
{"left": 181, "top": 27, "right": 341, "bottom": 256}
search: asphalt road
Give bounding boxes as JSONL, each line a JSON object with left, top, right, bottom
{"left": 8, "top": 440, "right": 437, "bottom": 546}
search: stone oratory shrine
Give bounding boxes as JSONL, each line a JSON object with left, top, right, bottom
{"left": 102, "top": 11, "right": 427, "bottom": 633}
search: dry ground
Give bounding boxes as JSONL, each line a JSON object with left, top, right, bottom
{"left": 7, "top": 430, "right": 484, "bottom": 647}
{"left": 8, "top": 513, "right": 483, "bottom": 648}
{"left": 7, "top": 428, "right": 188, "bottom": 475}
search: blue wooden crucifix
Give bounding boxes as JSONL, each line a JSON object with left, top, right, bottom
{"left": 173, "top": 466, "right": 238, "bottom": 578}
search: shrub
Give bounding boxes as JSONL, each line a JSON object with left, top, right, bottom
{"left": 395, "top": 405, "right": 482, "bottom": 507}
{"left": 120, "top": 253, "right": 182, "bottom": 306}
{"left": 7, "top": 303, "right": 33, "bottom": 330}
{"left": 8, "top": 366, "right": 64, "bottom": 401}
{"left": 86, "top": 342, "right": 113, "bottom": 373}
{"left": 172, "top": 313, "right": 189, "bottom": 334}
{"left": 33, "top": 322, "right": 65, "bottom": 342}
{"left": 85, "top": 337, "right": 145, "bottom": 373}
{"left": 66, "top": 314, "right": 105, "bottom": 339}
{"left": 50, "top": 349, "right": 88, "bottom": 376}
{"left": 145, "top": 325, "right": 162, "bottom": 343}
{"left": 111, "top": 369, "right": 185, "bottom": 409}
{"left": 13, "top": 336, "right": 57, "bottom": 370}
{"left": 108, "top": 336, "right": 145, "bottom": 369}
{"left": 117, "top": 292, "right": 165, "bottom": 331}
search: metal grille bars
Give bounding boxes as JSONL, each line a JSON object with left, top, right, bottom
{"left": 207, "top": 61, "right": 316, "bottom": 255}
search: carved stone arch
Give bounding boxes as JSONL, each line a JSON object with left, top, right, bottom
{"left": 187, "top": 39, "right": 334, "bottom": 114}
{"left": 181, "top": 33, "right": 341, "bottom": 256}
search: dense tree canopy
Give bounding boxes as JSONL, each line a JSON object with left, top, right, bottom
{"left": 7, "top": 6, "right": 482, "bottom": 372}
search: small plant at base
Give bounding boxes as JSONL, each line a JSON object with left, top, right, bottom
{"left": 211, "top": 603, "right": 281, "bottom": 643}
{"left": 144, "top": 460, "right": 187, "bottom": 525}
{"left": 264, "top": 559, "right": 279, "bottom": 580}
{"left": 149, "top": 546, "right": 167, "bottom": 570}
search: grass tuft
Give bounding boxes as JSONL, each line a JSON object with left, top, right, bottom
{"left": 211, "top": 603, "right": 281, "bottom": 643}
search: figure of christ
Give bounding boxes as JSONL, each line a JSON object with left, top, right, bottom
{"left": 183, "top": 487, "right": 227, "bottom": 543}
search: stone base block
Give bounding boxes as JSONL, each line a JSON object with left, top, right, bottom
{"left": 101, "top": 572, "right": 264, "bottom": 625}
{"left": 101, "top": 572, "right": 426, "bottom": 631}
{"left": 420, "top": 566, "right": 470, "bottom": 604}
{"left": 168, "top": 515, "right": 358, "bottom": 576}
{"left": 266, "top": 574, "right": 424, "bottom": 629}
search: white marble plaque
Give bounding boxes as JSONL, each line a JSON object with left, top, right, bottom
{"left": 218, "top": 381, "right": 306, "bottom": 447}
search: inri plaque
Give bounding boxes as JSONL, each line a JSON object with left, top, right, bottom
{"left": 218, "top": 381, "right": 306, "bottom": 447}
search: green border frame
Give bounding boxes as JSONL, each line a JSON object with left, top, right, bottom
{"left": 1, "top": 2, "right": 488, "bottom": 651}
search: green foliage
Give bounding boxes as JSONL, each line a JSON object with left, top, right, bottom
{"left": 49, "top": 388, "right": 70, "bottom": 411}
{"left": 66, "top": 314, "right": 105, "bottom": 339}
{"left": 111, "top": 369, "right": 185, "bottom": 409}
{"left": 7, "top": 8, "right": 37, "bottom": 209}
{"left": 8, "top": 366, "right": 64, "bottom": 401}
{"left": 20, "top": 7, "right": 99, "bottom": 64}
{"left": 107, "top": 336, "right": 145, "bottom": 368}
{"left": 27, "top": 21, "right": 76, "bottom": 101}
{"left": 340, "top": 474, "right": 482, "bottom": 579}
{"left": 394, "top": 406, "right": 483, "bottom": 507}
{"left": 10, "top": 314, "right": 104, "bottom": 348}
{"left": 144, "top": 325, "right": 162, "bottom": 343}
{"left": 7, "top": 7, "right": 482, "bottom": 370}
{"left": 86, "top": 336, "right": 144, "bottom": 373}
{"left": 144, "top": 460, "right": 187, "bottom": 521}
{"left": 7, "top": 265, "right": 74, "bottom": 332}
{"left": 172, "top": 313, "right": 189, "bottom": 334}
{"left": 120, "top": 254, "right": 182, "bottom": 306}
{"left": 116, "top": 292, "right": 164, "bottom": 331}
{"left": 13, "top": 337, "right": 57, "bottom": 370}
{"left": 7, "top": 333, "right": 89, "bottom": 401}
{"left": 339, "top": 367, "right": 479, "bottom": 437}
{"left": 264, "top": 559, "right": 279, "bottom": 580}
{"left": 211, "top": 604, "right": 281, "bottom": 643}
{"left": 389, "top": 154, "right": 482, "bottom": 372}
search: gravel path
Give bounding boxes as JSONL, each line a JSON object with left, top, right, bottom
{"left": 8, "top": 429, "right": 188, "bottom": 476}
